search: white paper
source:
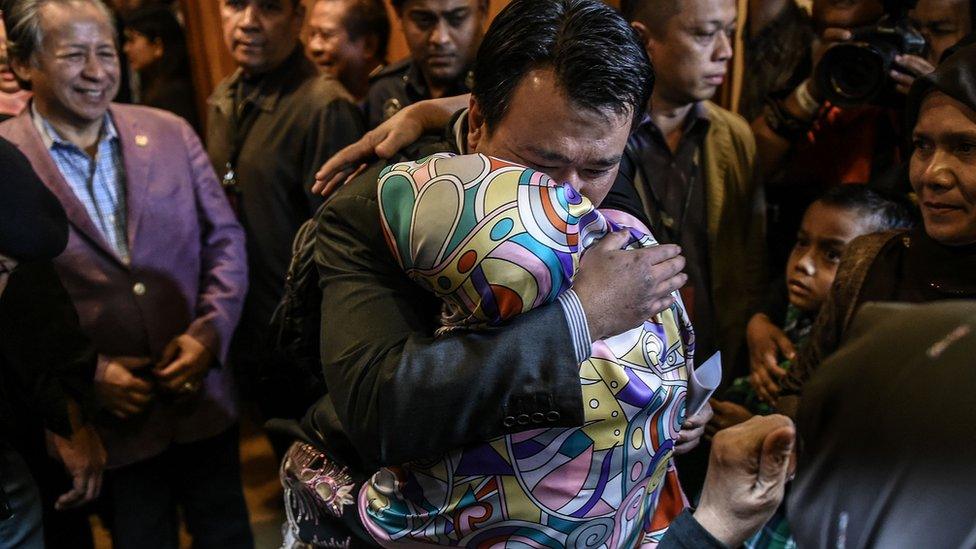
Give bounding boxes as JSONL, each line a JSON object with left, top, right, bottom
{"left": 687, "top": 351, "right": 722, "bottom": 417}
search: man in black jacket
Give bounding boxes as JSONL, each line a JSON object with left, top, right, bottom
{"left": 0, "top": 137, "right": 104, "bottom": 547}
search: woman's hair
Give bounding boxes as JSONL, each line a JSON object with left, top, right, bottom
{"left": 123, "top": 5, "right": 188, "bottom": 79}
{"left": 817, "top": 185, "right": 918, "bottom": 232}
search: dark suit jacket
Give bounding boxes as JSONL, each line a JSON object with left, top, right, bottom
{"left": 0, "top": 104, "right": 248, "bottom": 467}
{"left": 309, "top": 133, "right": 585, "bottom": 470}
{"left": 306, "top": 126, "right": 725, "bottom": 548}
{"left": 207, "top": 48, "right": 365, "bottom": 371}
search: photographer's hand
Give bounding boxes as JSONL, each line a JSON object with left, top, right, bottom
{"left": 891, "top": 54, "right": 936, "bottom": 95}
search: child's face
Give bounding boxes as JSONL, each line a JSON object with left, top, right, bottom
{"left": 786, "top": 202, "right": 872, "bottom": 312}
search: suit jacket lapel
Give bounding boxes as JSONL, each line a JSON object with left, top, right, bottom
{"left": 5, "top": 113, "right": 123, "bottom": 264}
{"left": 111, "top": 106, "right": 150, "bottom": 254}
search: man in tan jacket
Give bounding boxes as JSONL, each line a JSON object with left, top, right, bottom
{"left": 618, "top": 0, "right": 766, "bottom": 378}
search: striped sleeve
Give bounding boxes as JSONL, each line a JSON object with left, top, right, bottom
{"left": 557, "top": 289, "right": 592, "bottom": 363}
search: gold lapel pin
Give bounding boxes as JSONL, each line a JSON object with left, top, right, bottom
{"left": 135, "top": 135, "right": 149, "bottom": 147}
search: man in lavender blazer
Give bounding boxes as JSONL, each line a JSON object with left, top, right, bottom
{"left": 0, "top": 1, "right": 251, "bottom": 546}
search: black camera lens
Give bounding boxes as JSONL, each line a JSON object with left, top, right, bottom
{"left": 817, "top": 43, "right": 889, "bottom": 106}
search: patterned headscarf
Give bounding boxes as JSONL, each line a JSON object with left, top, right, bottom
{"left": 369, "top": 152, "right": 696, "bottom": 548}
{"left": 378, "top": 152, "right": 651, "bottom": 332}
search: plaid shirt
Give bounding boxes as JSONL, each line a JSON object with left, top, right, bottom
{"left": 31, "top": 104, "right": 129, "bottom": 263}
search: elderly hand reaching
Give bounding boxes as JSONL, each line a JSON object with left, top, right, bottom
{"left": 312, "top": 95, "right": 471, "bottom": 198}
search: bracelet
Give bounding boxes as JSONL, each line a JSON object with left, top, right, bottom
{"left": 792, "top": 79, "right": 822, "bottom": 118}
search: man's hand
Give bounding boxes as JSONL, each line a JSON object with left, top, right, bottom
{"left": 694, "top": 414, "right": 796, "bottom": 547}
{"left": 574, "top": 231, "right": 687, "bottom": 340}
{"left": 48, "top": 424, "right": 106, "bottom": 510}
{"left": 95, "top": 356, "right": 154, "bottom": 419}
{"left": 154, "top": 334, "right": 213, "bottom": 394}
{"left": 706, "top": 399, "right": 755, "bottom": 437}
{"left": 891, "top": 54, "right": 936, "bottom": 95}
{"left": 675, "top": 400, "right": 712, "bottom": 455}
{"left": 47, "top": 401, "right": 107, "bottom": 510}
{"left": 746, "top": 313, "right": 793, "bottom": 404}
{"left": 312, "top": 95, "right": 467, "bottom": 197}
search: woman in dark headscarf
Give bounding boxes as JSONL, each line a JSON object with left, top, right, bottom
{"left": 122, "top": 6, "right": 200, "bottom": 132}
{"left": 778, "top": 42, "right": 976, "bottom": 412}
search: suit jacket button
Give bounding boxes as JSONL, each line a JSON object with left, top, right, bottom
{"left": 531, "top": 413, "right": 545, "bottom": 424}
{"left": 546, "top": 411, "right": 561, "bottom": 422}
{"left": 516, "top": 414, "right": 530, "bottom": 426}
{"left": 132, "top": 282, "right": 146, "bottom": 296}
{"left": 503, "top": 416, "right": 516, "bottom": 428}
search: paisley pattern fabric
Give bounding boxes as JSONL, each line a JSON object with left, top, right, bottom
{"left": 366, "top": 153, "right": 694, "bottom": 548}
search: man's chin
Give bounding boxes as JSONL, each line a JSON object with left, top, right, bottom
{"left": 423, "top": 65, "right": 464, "bottom": 86}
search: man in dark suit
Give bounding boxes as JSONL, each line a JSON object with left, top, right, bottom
{"left": 1, "top": 1, "right": 251, "bottom": 546}
{"left": 301, "top": 0, "right": 798, "bottom": 546}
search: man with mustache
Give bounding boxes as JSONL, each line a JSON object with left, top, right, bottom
{"left": 364, "top": 0, "right": 486, "bottom": 129}
{"left": 208, "top": 0, "right": 365, "bottom": 430}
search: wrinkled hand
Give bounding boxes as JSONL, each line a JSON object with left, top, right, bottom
{"left": 95, "top": 356, "right": 153, "bottom": 418}
{"left": 574, "top": 231, "right": 687, "bottom": 340}
{"left": 675, "top": 400, "right": 712, "bottom": 455}
{"left": 312, "top": 102, "right": 432, "bottom": 197}
{"left": 694, "top": 414, "right": 796, "bottom": 547}
{"left": 746, "top": 314, "right": 793, "bottom": 404}
{"left": 154, "top": 334, "right": 213, "bottom": 394}
{"left": 312, "top": 94, "right": 470, "bottom": 197}
{"left": 891, "top": 54, "right": 936, "bottom": 95}
{"left": 706, "top": 399, "right": 755, "bottom": 437}
{"left": 48, "top": 424, "right": 106, "bottom": 510}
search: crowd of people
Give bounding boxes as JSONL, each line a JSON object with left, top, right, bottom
{"left": 0, "top": 0, "right": 973, "bottom": 547}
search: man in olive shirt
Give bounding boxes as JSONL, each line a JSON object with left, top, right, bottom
{"left": 364, "top": 0, "right": 486, "bottom": 128}
{"left": 207, "top": 0, "right": 365, "bottom": 420}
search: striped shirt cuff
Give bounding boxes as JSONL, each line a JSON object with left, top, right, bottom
{"left": 557, "top": 289, "right": 592, "bottom": 363}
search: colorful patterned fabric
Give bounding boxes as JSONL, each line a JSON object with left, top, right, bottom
{"left": 364, "top": 153, "right": 695, "bottom": 548}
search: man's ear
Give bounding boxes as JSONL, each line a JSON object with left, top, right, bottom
{"left": 9, "top": 56, "right": 33, "bottom": 89}
{"left": 630, "top": 20, "right": 651, "bottom": 46}
{"left": 467, "top": 95, "right": 486, "bottom": 152}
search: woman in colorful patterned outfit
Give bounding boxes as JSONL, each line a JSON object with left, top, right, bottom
{"left": 361, "top": 152, "right": 695, "bottom": 547}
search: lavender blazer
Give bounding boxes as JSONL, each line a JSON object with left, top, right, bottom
{"left": 0, "top": 104, "right": 248, "bottom": 468}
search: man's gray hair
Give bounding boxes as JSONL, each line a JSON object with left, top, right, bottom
{"left": 5, "top": 0, "right": 115, "bottom": 64}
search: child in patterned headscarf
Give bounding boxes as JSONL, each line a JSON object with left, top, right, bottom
{"left": 360, "top": 152, "right": 696, "bottom": 548}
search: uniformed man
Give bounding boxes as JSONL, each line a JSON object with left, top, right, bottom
{"left": 364, "top": 0, "right": 486, "bottom": 128}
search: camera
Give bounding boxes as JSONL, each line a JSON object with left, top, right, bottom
{"left": 814, "top": 9, "right": 927, "bottom": 107}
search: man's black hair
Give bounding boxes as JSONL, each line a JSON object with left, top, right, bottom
{"left": 326, "top": 0, "right": 391, "bottom": 62}
{"left": 817, "top": 185, "right": 917, "bottom": 231}
{"left": 472, "top": 0, "right": 653, "bottom": 132}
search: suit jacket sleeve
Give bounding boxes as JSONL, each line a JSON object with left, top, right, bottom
{"left": 301, "top": 99, "right": 366, "bottom": 217}
{"left": 0, "top": 262, "right": 97, "bottom": 437}
{"left": 180, "top": 119, "right": 249, "bottom": 365}
{"left": 316, "top": 191, "right": 586, "bottom": 467}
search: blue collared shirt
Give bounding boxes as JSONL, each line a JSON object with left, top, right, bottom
{"left": 31, "top": 104, "right": 129, "bottom": 264}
